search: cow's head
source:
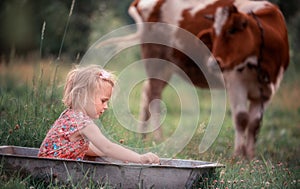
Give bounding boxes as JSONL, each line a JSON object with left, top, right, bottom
{"left": 198, "top": 5, "right": 259, "bottom": 71}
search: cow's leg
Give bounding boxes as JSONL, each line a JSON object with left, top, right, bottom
{"left": 227, "top": 82, "right": 249, "bottom": 158}
{"left": 138, "top": 53, "right": 173, "bottom": 140}
{"left": 139, "top": 80, "right": 151, "bottom": 138}
{"left": 139, "top": 78, "right": 169, "bottom": 140}
{"left": 246, "top": 99, "right": 269, "bottom": 159}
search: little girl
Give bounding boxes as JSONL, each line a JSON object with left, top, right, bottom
{"left": 38, "top": 65, "right": 160, "bottom": 164}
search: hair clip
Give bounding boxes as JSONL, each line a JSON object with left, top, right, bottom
{"left": 99, "top": 70, "right": 111, "bottom": 80}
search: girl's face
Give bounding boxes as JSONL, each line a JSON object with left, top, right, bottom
{"left": 93, "top": 84, "right": 113, "bottom": 119}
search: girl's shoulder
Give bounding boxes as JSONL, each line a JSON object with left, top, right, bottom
{"left": 60, "top": 109, "right": 94, "bottom": 128}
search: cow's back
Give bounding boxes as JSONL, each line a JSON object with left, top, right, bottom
{"left": 129, "top": 0, "right": 229, "bottom": 88}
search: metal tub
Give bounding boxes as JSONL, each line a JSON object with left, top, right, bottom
{"left": 0, "top": 145, "right": 223, "bottom": 188}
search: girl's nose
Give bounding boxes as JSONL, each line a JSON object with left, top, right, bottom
{"left": 104, "top": 102, "right": 109, "bottom": 109}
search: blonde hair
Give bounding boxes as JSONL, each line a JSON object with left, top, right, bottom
{"left": 62, "top": 65, "right": 115, "bottom": 111}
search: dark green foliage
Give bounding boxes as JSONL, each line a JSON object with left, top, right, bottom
{"left": 0, "top": 0, "right": 134, "bottom": 62}
{"left": 269, "top": 0, "right": 299, "bottom": 21}
{"left": 289, "top": 12, "right": 300, "bottom": 72}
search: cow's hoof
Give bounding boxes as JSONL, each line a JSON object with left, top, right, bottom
{"left": 234, "top": 145, "right": 247, "bottom": 158}
{"left": 246, "top": 151, "right": 255, "bottom": 160}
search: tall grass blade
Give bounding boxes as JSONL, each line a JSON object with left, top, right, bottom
{"left": 39, "top": 21, "right": 46, "bottom": 59}
{"left": 57, "top": 0, "right": 75, "bottom": 61}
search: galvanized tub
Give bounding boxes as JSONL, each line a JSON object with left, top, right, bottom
{"left": 0, "top": 145, "right": 223, "bottom": 188}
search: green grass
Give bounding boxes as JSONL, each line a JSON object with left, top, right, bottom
{"left": 0, "top": 60, "right": 299, "bottom": 188}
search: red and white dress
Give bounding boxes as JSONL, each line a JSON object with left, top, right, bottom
{"left": 38, "top": 109, "right": 93, "bottom": 160}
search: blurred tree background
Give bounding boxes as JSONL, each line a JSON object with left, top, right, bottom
{"left": 0, "top": 0, "right": 299, "bottom": 66}
{"left": 0, "top": 0, "right": 133, "bottom": 62}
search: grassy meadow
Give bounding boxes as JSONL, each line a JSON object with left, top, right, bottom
{"left": 0, "top": 56, "right": 299, "bottom": 189}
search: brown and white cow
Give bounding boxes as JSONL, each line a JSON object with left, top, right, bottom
{"left": 97, "top": 0, "right": 289, "bottom": 159}
{"left": 198, "top": 1, "right": 289, "bottom": 158}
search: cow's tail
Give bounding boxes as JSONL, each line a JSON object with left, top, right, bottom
{"left": 95, "top": 6, "right": 143, "bottom": 49}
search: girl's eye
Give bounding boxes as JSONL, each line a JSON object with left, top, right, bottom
{"left": 102, "top": 99, "right": 109, "bottom": 105}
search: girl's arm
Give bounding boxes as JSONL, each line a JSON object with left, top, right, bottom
{"left": 80, "top": 123, "right": 159, "bottom": 164}
{"left": 86, "top": 143, "right": 106, "bottom": 157}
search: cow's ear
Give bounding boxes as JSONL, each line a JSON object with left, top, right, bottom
{"left": 197, "top": 28, "right": 213, "bottom": 50}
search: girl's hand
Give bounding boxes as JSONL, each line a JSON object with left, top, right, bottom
{"left": 140, "top": 152, "right": 160, "bottom": 164}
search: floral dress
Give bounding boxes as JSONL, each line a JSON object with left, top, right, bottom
{"left": 38, "top": 109, "right": 93, "bottom": 160}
